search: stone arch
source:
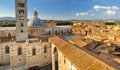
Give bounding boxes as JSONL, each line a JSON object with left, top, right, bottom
{"left": 52, "top": 47, "right": 58, "bottom": 70}
{"left": 53, "top": 47, "right": 57, "bottom": 53}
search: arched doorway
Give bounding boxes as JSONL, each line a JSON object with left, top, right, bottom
{"left": 52, "top": 47, "right": 58, "bottom": 70}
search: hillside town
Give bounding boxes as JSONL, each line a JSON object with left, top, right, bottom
{"left": 0, "top": 0, "right": 120, "bottom": 70}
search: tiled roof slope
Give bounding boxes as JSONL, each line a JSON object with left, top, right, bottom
{"left": 69, "top": 37, "right": 87, "bottom": 47}
{"left": 49, "top": 36, "right": 120, "bottom": 70}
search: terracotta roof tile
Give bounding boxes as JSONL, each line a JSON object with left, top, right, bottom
{"left": 49, "top": 36, "right": 67, "bottom": 48}
{"left": 69, "top": 37, "right": 87, "bottom": 47}
{"left": 49, "top": 36, "right": 119, "bottom": 70}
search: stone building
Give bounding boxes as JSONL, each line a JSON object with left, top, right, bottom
{"left": 0, "top": 0, "right": 120, "bottom": 70}
{"left": 0, "top": 0, "right": 71, "bottom": 70}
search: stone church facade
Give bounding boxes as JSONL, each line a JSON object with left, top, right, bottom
{"left": 0, "top": 0, "right": 71, "bottom": 70}
{"left": 0, "top": 0, "right": 118, "bottom": 70}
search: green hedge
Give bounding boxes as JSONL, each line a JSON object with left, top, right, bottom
{"left": 56, "top": 21, "right": 73, "bottom": 25}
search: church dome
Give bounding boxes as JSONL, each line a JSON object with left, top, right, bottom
{"left": 28, "top": 18, "right": 44, "bottom": 26}
{"left": 28, "top": 10, "right": 44, "bottom": 26}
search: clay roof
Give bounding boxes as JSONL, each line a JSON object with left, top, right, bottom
{"left": 69, "top": 37, "right": 87, "bottom": 47}
{"left": 89, "top": 35, "right": 107, "bottom": 41}
{"left": 49, "top": 36, "right": 67, "bottom": 48}
{"left": 49, "top": 36, "right": 119, "bottom": 70}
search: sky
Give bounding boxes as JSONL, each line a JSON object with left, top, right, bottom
{"left": 0, "top": 0, "right": 120, "bottom": 20}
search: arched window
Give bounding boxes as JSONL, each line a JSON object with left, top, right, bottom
{"left": 19, "top": 10, "right": 24, "bottom": 15}
{"left": 19, "top": 16, "right": 24, "bottom": 20}
{"left": 18, "top": 47, "right": 22, "bottom": 55}
{"left": 18, "top": 3, "right": 25, "bottom": 7}
{"left": 21, "top": 29, "right": 23, "bottom": 32}
{"left": 44, "top": 46, "right": 47, "bottom": 53}
{"left": 67, "top": 30, "right": 69, "bottom": 33}
{"left": 32, "top": 48, "right": 36, "bottom": 55}
{"left": 8, "top": 32, "right": 12, "bottom": 38}
{"left": 5, "top": 45, "right": 9, "bottom": 54}
{"left": 55, "top": 30, "right": 57, "bottom": 35}
{"left": 48, "top": 30, "right": 51, "bottom": 35}
{"left": 21, "top": 23, "right": 24, "bottom": 27}
{"left": 61, "top": 30, "right": 64, "bottom": 34}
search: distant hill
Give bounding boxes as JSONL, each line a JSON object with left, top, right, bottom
{"left": 0, "top": 17, "right": 15, "bottom": 21}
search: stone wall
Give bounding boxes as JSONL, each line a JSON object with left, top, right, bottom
{"left": 10, "top": 43, "right": 26, "bottom": 68}
{"left": 26, "top": 42, "right": 51, "bottom": 68}
{"left": 0, "top": 29, "right": 15, "bottom": 37}
{"left": 58, "top": 52, "right": 77, "bottom": 70}
{"left": 0, "top": 41, "right": 52, "bottom": 70}
{"left": 0, "top": 42, "right": 11, "bottom": 65}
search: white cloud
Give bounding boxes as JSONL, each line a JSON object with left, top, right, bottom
{"left": 93, "top": 5, "right": 119, "bottom": 11}
{"left": 106, "top": 10, "right": 116, "bottom": 15}
{"left": 93, "top": 5, "right": 119, "bottom": 16}
{"left": 76, "top": 12, "right": 88, "bottom": 16}
{"left": 93, "top": 5, "right": 101, "bottom": 10}
{"left": 91, "top": 14, "right": 95, "bottom": 16}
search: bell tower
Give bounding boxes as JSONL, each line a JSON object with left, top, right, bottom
{"left": 15, "top": 0, "right": 28, "bottom": 42}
